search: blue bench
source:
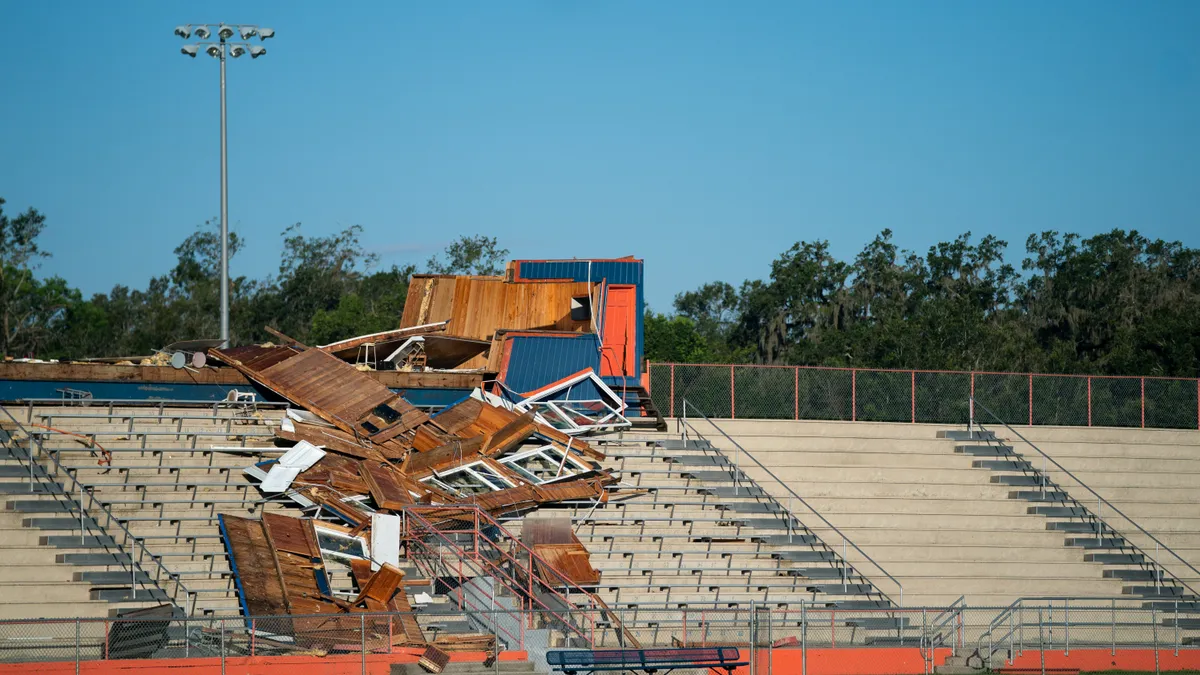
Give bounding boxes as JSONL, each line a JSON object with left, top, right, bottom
{"left": 546, "top": 646, "right": 747, "bottom": 674}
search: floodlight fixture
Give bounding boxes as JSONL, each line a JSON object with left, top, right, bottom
{"left": 217, "top": 24, "right": 235, "bottom": 39}
{"left": 249, "top": 45, "right": 266, "bottom": 58}
{"left": 181, "top": 44, "right": 198, "bottom": 57}
{"left": 194, "top": 25, "right": 211, "bottom": 39}
{"left": 239, "top": 27, "right": 258, "bottom": 39}
{"left": 258, "top": 28, "right": 275, "bottom": 40}
{"left": 174, "top": 25, "right": 192, "bottom": 38}
{"left": 229, "top": 45, "right": 246, "bottom": 58}
{"left": 206, "top": 44, "right": 222, "bottom": 58}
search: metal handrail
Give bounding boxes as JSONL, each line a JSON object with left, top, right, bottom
{"left": 970, "top": 397, "right": 1200, "bottom": 599}
{"left": 678, "top": 400, "right": 904, "bottom": 606}
{"left": 401, "top": 505, "right": 641, "bottom": 648}
{"left": 0, "top": 404, "right": 195, "bottom": 613}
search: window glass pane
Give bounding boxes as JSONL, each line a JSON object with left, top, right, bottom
{"left": 315, "top": 529, "right": 367, "bottom": 559}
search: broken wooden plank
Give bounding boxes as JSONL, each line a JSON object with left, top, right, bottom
{"left": 358, "top": 461, "right": 416, "bottom": 510}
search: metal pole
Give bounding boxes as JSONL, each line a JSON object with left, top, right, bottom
{"left": 28, "top": 432, "right": 34, "bottom": 492}
{"left": 75, "top": 620, "right": 81, "bottom": 675}
{"left": 1111, "top": 599, "right": 1116, "bottom": 657}
{"left": 801, "top": 602, "right": 807, "bottom": 675}
{"left": 219, "top": 37, "right": 229, "bottom": 345}
{"left": 80, "top": 481, "right": 85, "bottom": 546}
{"left": 361, "top": 613, "right": 366, "bottom": 675}
{"left": 1064, "top": 599, "right": 1069, "bottom": 655}
{"left": 1153, "top": 604, "right": 1159, "bottom": 675}
{"left": 749, "top": 600, "right": 755, "bottom": 675}
{"left": 220, "top": 617, "right": 226, "bottom": 675}
{"left": 1038, "top": 609, "right": 1045, "bottom": 675}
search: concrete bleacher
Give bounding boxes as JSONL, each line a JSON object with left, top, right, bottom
{"left": 674, "top": 418, "right": 1200, "bottom": 609}
{"left": 2, "top": 399, "right": 1196, "bottom": 652}
{"left": 0, "top": 404, "right": 288, "bottom": 617}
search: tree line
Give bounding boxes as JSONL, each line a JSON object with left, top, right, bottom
{"left": 0, "top": 197, "right": 507, "bottom": 358}
{"left": 5, "top": 196, "right": 1199, "bottom": 378}
{"left": 646, "top": 228, "right": 1200, "bottom": 377}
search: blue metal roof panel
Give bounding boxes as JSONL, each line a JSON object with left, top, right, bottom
{"left": 501, "top": 333, "right": 602, "bottom": 395}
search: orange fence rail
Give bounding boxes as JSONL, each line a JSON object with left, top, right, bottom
{"left": 649, "top": 362, "right": 1200, "bottom": 429}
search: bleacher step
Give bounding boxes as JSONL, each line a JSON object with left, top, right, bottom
{"left": 655, "top": 440, "right": 713, "bottom": 450}
{"left": 1008, "top": 490, "right": 1070, "bottom": 502}
{"left": 75, "top": 570, "right": 153, "bottom": 584}
{"left": 753, "top": 534, "right": 819, "bottom": 546}
{"left": 667, "top": 456, "right": 729, "bottom": 467}
{"left": 720, "top": 502, "right": 784, "bottom": 514}
{"left": 1046, "top": 521, "right": 1106, "bottom": 533}
{"left": 23, "top": 516, "right": 99, "bottom": 530}
{"left": 6, "top": 499, "right": 78, "bottom": 513}
{"left": 1162, "top": 618, "right": 1200, "bottom": 629}
{"left": 1123, "top": 585, "right": 1187, "bottom": 597}
{"left": 1103, "top": 569, "right": 1160, "bottom": 581}
{"left": 773, "top": 551, "right": 836, "bottom": 562}
{"left": 810, "top": 584, "right": 875, "bottom": 595}
{"left": 1084, "top": 553, "right": 1145, "bottom": 564}
{"left": 938, "top": 430, "right": 996, "bottom": 440}
{"left": 788, "top": 567, "right": 851, "bottom": 580}
{"left": 57, "top": 552, "right": 133, "bottom": 566}
{"left": 41, "top": 534, "right": 117, "bottom": 548}
{"left": 955, "top": 444, "right": 1014, "bottom": 456}
{"left": 90, "top": 587, "right": 171, "bottom": 602}
{"left": 1028, "top": 506, "right": 1088, "bottom": 518}
{"left": 973, "top": 459, "right": 1032, "bottom": 471}
{"left": 990, "top": 475, "right": 1044, "bottom": 486}
{"left": 696, "top": 487, "right": 766, "bottom": 498}
{"left": 845, "top": 617, "right": 911, "bottom": 629}
{"left": 1065, "top": 537, "right": 1127, "bottom": 549}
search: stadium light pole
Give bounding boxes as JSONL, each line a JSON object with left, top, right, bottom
{"left": 175, "top": 23, "right": 274, "bottom": 345}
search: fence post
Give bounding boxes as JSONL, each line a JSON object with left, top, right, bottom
{"left": 1029, "top": 374, "right": 1034, "bottom": 426}
{"left": 220, "top": 617, "right": 226, "bottom": 675}
{"left": 724, "top": 365, "right": 734, "bottom": 417}
{"left": 969, "top": 372, "right": 975, "bottom": 428}
{"left": 361, "top": 613, "right": 367, "bottom": 675}
{"left": 1038, "top": 609, "right": 1045, "bottom": 675}
{"left": 794, "top": 367, "right": 800, "bottom": 421}
{"left": 1141, "top": 377, "right": 1146, "bottom": 429}
{"left": 851, "top": 369, "right": 857, "bottom": 422}
{"left": 1088, "top": 376, "right": 1093, "bottom": 427}
{"left": 911, "top": 371, "right": 916, "bottom": 424}
{"left": 1153, "top": 605, "right": 1159, "bottom": 675}
{"left": 75, "top": 619, "right": 81, "bottom": 675}
{"left": 749, "top": 600, "right": 755, "bottom": 675}
{"left": 801, "top": 602, "right": 807, "bottom": 675}
{"left": 669, "top": 364, "right": 675, "bottom": 418}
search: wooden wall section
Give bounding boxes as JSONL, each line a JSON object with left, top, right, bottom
{"left": 401, "top": 276, "right": 594, "bottom": 341}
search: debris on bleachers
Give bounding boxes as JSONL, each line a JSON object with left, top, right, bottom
{"left": 208, "top": 330, "right": 621, "bottom": 634}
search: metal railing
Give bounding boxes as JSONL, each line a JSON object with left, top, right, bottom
{"left": 678, "top": 400, "right": 905, "bottom": 607}
{"left": 970, "top": 396, "right": 1200, "bottom": 602}
{"left": 0, "top": 404, "right": 196, "bottom": 613}
{"left": 650, "top": 362, "right": 1200, "bottom": 429}
{"left": 0, "top": 604, "right": 1193, "bottom": 670}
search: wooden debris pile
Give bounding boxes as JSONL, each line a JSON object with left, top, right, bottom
{"left": 210, "top": 333, "right": 617, "bottom": 639}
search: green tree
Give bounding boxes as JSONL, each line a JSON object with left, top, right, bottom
{"left": 426, "top": 235, "right": 509, "bottom": 276}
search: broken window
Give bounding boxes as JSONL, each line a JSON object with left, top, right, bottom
{"left": 516, "top": 370, "right": 631, "bottom": 434}
{"left": 499, "top": 444, "right": 590, "bottom": 484}
{"left": 570, "top": 296, "right": 592, "bottom": 322}
{"left": 314, "top": 525, "right": 370, "bottom": 563}
{"left": 419, "top": 461, "right": 514, "bottom": 496}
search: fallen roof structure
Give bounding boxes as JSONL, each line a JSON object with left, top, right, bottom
{"left": 207, "top": 334, "right": 633, "bottom": 654}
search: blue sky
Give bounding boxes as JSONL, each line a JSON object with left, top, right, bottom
{"left": 2, "top": 1, "right": 1198, "bottom": 312}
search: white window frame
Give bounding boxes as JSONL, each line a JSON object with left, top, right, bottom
{"left": 419, "top": 460, "right": 515, "bottom": 496}
{"left": 313, "top": 524, "right": 371, "bottom": 564}
{"left": 515, "top": 371, "right": 631, "bottom": 434}
{"left": 498, "top": 443, "right": 591, "bottom": 485}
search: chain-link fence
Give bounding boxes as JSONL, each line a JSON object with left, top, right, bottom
{"left": 1, "top": 603, "right": 1196, "bottom": 672}
{"left": 650, "top": 363, "right": 1200, "bottom": 430}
